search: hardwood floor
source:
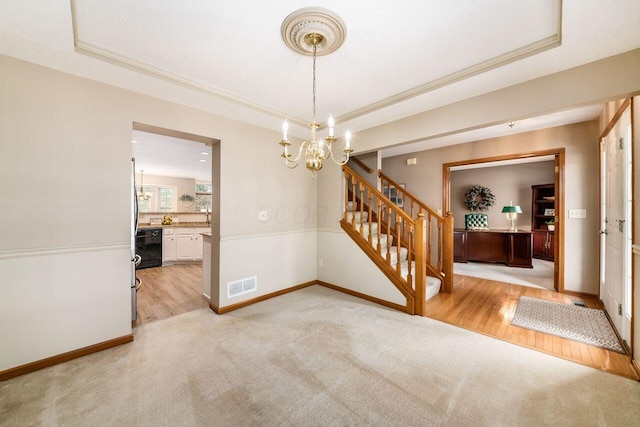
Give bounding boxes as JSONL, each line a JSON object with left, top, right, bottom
{"left": 134, "top": 264, "right": 208, "bottom": 325}
{"left": 425, "top": 274, "right": 638, "bottom": 380}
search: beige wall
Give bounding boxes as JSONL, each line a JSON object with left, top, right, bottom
{"left": 0, "top": 54, "right": 316, "bottom": 371}
{"left": 351, "top": 152, "right": 379, "bottom": 188}
{"left": 450, "top": 161, "right": 555, "bottom": 231}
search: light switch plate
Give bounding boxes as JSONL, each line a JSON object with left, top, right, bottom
{"left": 569, "top": 209, "right": 586, "bottom": 219}
{"left": 258, "top": 210, "right": 268, "bottom": 221}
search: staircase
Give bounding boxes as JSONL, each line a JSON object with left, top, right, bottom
{"left": 341, "top": 164, "right": 453, "bottom": 316}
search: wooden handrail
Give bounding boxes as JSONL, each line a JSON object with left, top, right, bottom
{"left": 349, "top": 157, "right": 375, "bottom": 174}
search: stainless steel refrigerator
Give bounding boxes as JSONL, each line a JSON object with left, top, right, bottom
{"left": 131, "top": 157, "right": 139, "bottom": 321}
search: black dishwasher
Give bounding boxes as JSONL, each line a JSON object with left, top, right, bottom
{"left": 136, "top": 227, "right": 163, "bottom": 269}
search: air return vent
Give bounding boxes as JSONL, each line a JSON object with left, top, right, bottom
{"left": 227, "top": 276, "right": 257, "bottom": 299}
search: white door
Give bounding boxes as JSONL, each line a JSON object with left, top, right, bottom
{"left": 601, "top": 106, "right": 632, "bottom": 345}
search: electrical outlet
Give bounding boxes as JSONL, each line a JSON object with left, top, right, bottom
{"left": 618, "top": 303, "right": 623, "bottom": 316}
{"left": 258, "top": 210, "right": 268, "bottom": 221}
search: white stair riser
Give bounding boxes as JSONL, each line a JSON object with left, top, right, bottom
{"left": 346, "top": 212, "right": 368, "bottom": 223}
{"left": 354, "top": 222, "right": 379, "bottom": 235}
{"left": 380, "top": 246, "right": 408, "bottom": 264}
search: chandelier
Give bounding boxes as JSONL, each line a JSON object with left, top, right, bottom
{"left": 279, "top": 8, "right": 352, "bottom": 179}
{"left": 138, "top": 170, "right": 152, "bottom": 201}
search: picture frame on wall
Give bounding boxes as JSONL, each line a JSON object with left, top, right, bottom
{"left": 383, "top": 184, "right": 406, "bottom": 208}
{"left": 544, "top": 208, "right": 555, "bottom": 216}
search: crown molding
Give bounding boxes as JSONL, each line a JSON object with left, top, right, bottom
{"left": 70, "top": 0, "right": 562, "bottom": 129}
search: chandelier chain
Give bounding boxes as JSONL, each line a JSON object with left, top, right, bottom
{"left": 312, "top": 42, "right": 317, "bottom": 124}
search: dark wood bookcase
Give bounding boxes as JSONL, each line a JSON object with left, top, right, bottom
{"left": 531, "top": 183, "right": 555, "bottom": 261}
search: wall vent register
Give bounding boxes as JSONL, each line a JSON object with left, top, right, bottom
{"left": 227, "top": 276, "right": 257, "bottom": 298}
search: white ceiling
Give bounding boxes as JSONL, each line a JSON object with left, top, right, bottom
{"left": 132, "top": 130, "right": 212, "bottom": 182}
{"left": 1, "top": 1, "right": 639, "bottom": 176}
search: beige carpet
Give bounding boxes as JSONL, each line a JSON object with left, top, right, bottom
{"left": 1, "top": 286, "right": 639, "bottom": 426}
{"left": 454, "top": 258, "right": 555, "bottom": 290}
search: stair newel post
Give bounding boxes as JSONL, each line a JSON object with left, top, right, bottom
{"left": 376, "top": 199, "right": 382, "bottom": 253}
{"left": 437, "top": 216, "right": 442, "bottom": 272}
{"left": 442, "top": 211, "right": 454, "bottom": 294}
{"left": 427, "top": 213, "right": 433, "bottom": 269}
{"left": 414, "top": 213, "right": 427, "bottom": 316}
{"left": 407, "top": 223, "right": 413, "bottom": 290}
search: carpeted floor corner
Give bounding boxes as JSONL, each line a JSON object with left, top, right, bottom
{"left": 1, "top": 285, "right": 639, "bottom": 426}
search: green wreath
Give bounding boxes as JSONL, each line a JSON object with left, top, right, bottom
{"left": 464, "top": 185, "right": 495, "bottom": 212}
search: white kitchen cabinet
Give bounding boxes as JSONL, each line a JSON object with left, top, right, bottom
{"left": 162, "top": 227, "right": 210, "bottom": 263}
{"left": 162, "top": 228, "right": 176, "bottom": 262}
{"left": 176, "top": 228, "right": 195, "bottom": 261}
{"left": 194, "top": 228, "right": 209, "bottom": 260}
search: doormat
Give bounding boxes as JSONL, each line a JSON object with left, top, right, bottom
{"left": 511, "top": 296, "right": 625, "bottom": 353}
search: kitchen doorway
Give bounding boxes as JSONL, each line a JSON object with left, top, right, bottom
{"left": 131, "top": 123, "right": 220, "bottom": 325}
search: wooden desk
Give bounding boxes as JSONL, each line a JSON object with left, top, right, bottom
{"left": 453, "top": 229, "right": 533, "bottom": 268}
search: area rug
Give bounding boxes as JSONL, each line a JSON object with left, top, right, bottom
{"left": 511, "top": 296, "right": 625, "bottom": 353}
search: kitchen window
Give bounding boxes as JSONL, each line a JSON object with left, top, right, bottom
{"left": 158, "top": 188, "right": 173, "bottom": 212}
{"left": 138, "top": 185, "right": 176, "bottom": 212}
{"left": 195, "top": 183, "right": 212, "bottom": 212}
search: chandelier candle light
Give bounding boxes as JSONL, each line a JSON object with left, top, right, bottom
{"left": 279, "top": 8, "right": 352, "bottom": 179}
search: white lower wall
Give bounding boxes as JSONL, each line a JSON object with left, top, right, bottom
{"left": 0, "top": 245, "right": 131, "bottom": 371}
{"left": 317, "top": 230, "right": 406, "bottom": 307}
{"left": 218, "top": 230, "right": 317, "bottom": 308}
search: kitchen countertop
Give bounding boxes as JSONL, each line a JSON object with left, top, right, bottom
{"left": 139, "top": 222, "right": 211, "bottom": 229}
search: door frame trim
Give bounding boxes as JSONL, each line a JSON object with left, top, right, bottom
{"left": 442, "top": 148, "right": 565, "bottom": 293}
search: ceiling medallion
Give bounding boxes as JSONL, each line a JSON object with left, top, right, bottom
{"left": 279, "top": 7, "right": 351, "bottom": 178}
{"left": 281, "top": 7, "right": 347, "bottom": 56}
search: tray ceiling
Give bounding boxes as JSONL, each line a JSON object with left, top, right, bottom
{"left": 1, "top": 0, "right": 639, "bottom": 151}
